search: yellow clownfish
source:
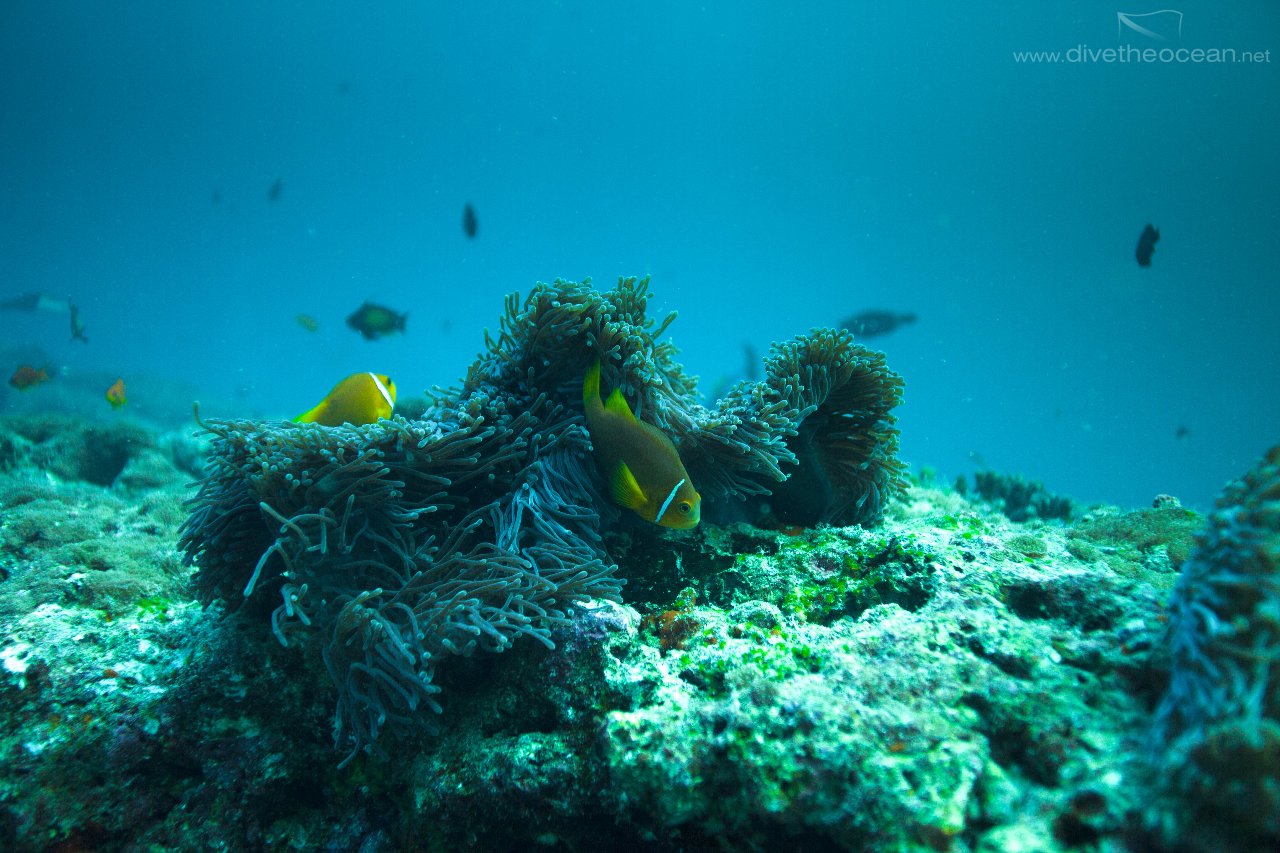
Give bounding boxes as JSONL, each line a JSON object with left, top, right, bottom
{"left": 295, "top": 372, "right": 396, "bottom": 426}
{"left": 583, "top": 358, "right": 701, "bottom": 529}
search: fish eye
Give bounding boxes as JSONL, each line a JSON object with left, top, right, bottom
{"left": 678, "top": 501, "right": 691, "bottom": 514}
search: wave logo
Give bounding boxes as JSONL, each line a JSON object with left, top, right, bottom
{"left": 1117, "top": 9, "right": 1184, "bottom": 41}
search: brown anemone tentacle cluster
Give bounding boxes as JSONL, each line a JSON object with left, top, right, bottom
{"left": 180, "top": 276, "right": 906, "bottom": 764}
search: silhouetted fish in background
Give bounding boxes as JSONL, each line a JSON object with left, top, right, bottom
{"left": 839, "top": 310, "right": 917, "bottom": 339}
{"left": 2, "top": 293, "right": 88, "bottom": 343}
{"left": 267, "top": 178, "right": 284, "bottom": 202}
{"left": 346, "top": 302, "right": 407, "bottom": 340}
{"left": 1135, "top": 223, "right": 1159, "bottom": 267}
{"left": 743, "top": 342, "right": 759, "bottom": 381}
{"left": 1, "top": 292, "right": 72, "bottom": 314}
{"left": 462, "top": 203, "right": 478, "bottom": 239}
{"left": 69, "top": 303, "right": 87, "bottom": 343}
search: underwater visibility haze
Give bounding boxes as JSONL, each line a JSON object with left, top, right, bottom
{"left": 0, "top": 2, "right": 1278, "bottom": 851}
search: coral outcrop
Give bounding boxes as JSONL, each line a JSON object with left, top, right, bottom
{"left": 962, "top": 469, "right": 1076, "bottom": 522}
{"left": 381, "top": 491, "right": 1171, "bottom": 852}
{"left": 0, "top": 414, "right": 196, "bottom": 620}
{"left": 179, "top": 277, "right": 907, "bottom": 763}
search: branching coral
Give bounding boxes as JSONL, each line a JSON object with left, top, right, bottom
{"left": 181, "top": 277, "right": 906, "bottom": 763}
{"left": 1153, "top": 444, "right": 1280, "bottom": 847}
{"left": 966, "top": 470, "right": 1075, "bottom": 522}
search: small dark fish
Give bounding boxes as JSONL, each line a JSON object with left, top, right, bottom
{"left": 743, "top": 342, "right": 759, "bottom": 381}
{"left": 840, "top": 310, "right": 917, "bottom": 339}
{"left": 9, "top": 365, "right": 49, "bottom": 391}
{"left": 69, "top": 303, "right": 87, "bottom": 343}
{"left": 1135, "top": 223, "right": 1159, "bottom": 267}
{"left": 296, "top": 313, "right": 320, "bottom": 333}
{"left": 1175, "top": 425, "right": 1190, "bottom": 439}
{"left": 267, "top": 178, "right": 284, "bottom": 203}
{"left": 462, "top": 203, "right": 478, "bottom": 239}
{"left": 346, "top": 301, "right": 407, "bottom": 340}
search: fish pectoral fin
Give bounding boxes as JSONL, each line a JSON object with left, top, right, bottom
{"left": 604, "top": 387, "right": 637, "bottom": 423}
{"left": 609, "top": 461, "right": 648, "bottom": 511}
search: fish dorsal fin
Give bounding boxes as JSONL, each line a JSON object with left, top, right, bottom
{"left": 605, "top": 387, "right": 637, "bottom": 423}
{"left": 294, "top": 402, "right": 324, "bottom": 424}
{"left": 609, "top": 461, "right": 647, "bottom": 510}
{"left": 583, "top": 358, "right": 602, "bottom": 409}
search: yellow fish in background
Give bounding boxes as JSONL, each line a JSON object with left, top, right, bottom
{"left": 583, "top": 358, "right": 701, "bottom": 529}
{"left": 295, "top": 372, "right": 396, "bottom": 426}
{"left": 105, "top": 378, "right": 127, "bottom": 408}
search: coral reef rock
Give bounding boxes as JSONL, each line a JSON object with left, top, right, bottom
{"left": 179, "top": 277, "right": 908, "bottom": 764}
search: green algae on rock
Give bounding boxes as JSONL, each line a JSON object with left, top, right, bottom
{"left": 0, "top": 415, "right": 195, "bottom": 620}
{"left": 1066, "top": 503, "right": 1201, "bottom": 589}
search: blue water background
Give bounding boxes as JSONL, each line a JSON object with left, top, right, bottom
{"left": 1, "top": 1, "right": 1277, "bottom": 511}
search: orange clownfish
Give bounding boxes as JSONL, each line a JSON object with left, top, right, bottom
{"left": 9, "top": 365, "right": 50, "bottom": 391}
{"left": 583, "top": 358, "right": 701, "bottom": 529}
{"left": 295, "top": 372, "right": 395, "bottom": 427}
{"left": 106, "top": 378, "right": 127, "bottom": 408}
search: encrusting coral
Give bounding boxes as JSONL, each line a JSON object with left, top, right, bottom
{"left": 180, "top": 276, "right": 907, "bottom": 763}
